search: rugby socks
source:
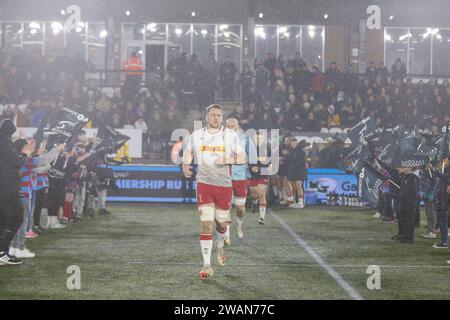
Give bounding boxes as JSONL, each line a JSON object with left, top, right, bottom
{"left": 98, "top": 190, "right": 107, "bottom": 209}
{"left": 200, "top": 233, "right": 213, "bottom": 266}
{"left": 298, "top": 197, "right": 304, "bottom": 207}
{"left": 216, "top": 228, "right": 226, "bottom": 249}
{"left": 224, "top": 221, "right": 231, "bottom": 242}
{"left": 279, "top": 190, "right": 286, "bottom": 204}
{"left": 259, "top": 204, "right": 266, "bottom": 220}
{"left": 63, "top": 201, "right": 73, "bottom": 220}
{"left": 272, "top": 186, "right": 279, "bottom": 198}
{"left": 287, "top": 195, "right": 294, "bottom": 207}
{"left": 237, "top": 216, "right": 243, "bottom": 227}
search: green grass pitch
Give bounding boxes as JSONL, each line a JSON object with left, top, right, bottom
{"left": 0, "top": 204, "right": 449, "bottom": 300}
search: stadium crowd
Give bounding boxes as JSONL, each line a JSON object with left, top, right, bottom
{"left": 2, "top": 48, "right": 450, "bottom": 139}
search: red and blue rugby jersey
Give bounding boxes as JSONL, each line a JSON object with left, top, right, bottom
{"left": 20, "top": 157, "right": 38, "bottom": 199}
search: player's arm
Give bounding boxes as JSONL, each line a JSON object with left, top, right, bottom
{"left": 231, "top": 144, "right": 246, "bottom": 164}
{"left": 182, "top": 135, "right": 194, "bottom": 178}
{"left": 225, "top": 133, "right": 246, "bottom": 165}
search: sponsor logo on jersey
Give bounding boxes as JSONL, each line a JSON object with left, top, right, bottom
{"left": 200, "top": 145, "right": 225, "bottom": 152}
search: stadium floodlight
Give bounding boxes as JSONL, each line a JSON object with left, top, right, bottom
{"left": 399, "top": 32, "right": 411, "bottom": 41}
{"left": 51, "top": 22, "right": 63, "bottom": 29}
{"left": 175, "top": 28, "right": 183, "bottom": 36}
{"left": 191, "top": 11, "right": 196, "bottom": 17}
{"left": 219, "top": 24, "right": 228, "bottom": 31}
{"left": 125, "top": 10, "right": 131, "bottom": 16}
{"left": 147, "top": 23, "right": 157, "bottom": 32}
{"left": 29, "top": 22, "right": 41, "bottom": 29}
{"left": 259, "top": 12, "right": 264, "bottom": 18}
{"left": 278, "top": 26, "right": 288, "bottom": 34}
{"left": 200, "top": 29, "right": 208, "bottom": 36}
{"left": 324, "top": 13, "right": 328, "bottom": 19}
{"left": 255, "top": 27, "right": 266, "bottom": 39}
{"left": 100, "top": 30, "right": 108, "bottom": 38}
{"left": 389, "top": 15, "right": 394, "bottom": 20}
{"left": 423, "top": 28, "right": 439, "bottom": 39}
{"left": 60, "top": 9, "right": 66, "bottom": 15}
{"left": 51, "top": 22, "right": 63, "bottom": 34}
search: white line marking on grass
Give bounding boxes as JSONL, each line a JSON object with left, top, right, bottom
{"left": 268, "top": 208, "right": 364, "bottom": 300}
{"left": 127, "top": 261, "right": 450, "bottom": 269}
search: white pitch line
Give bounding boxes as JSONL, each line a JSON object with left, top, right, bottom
{"left": 268, "top": 208, "right": 364, "bottom": 301}
{"left": 126, "top": 261, "right": 450, "bottom": 269}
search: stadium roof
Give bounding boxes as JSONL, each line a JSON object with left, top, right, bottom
{"left": 1, "top": 0, "right": 449, "bottom": 26}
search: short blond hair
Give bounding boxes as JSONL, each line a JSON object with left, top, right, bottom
{"left": 205, "top": 104, "right": 223, "bottom": 114}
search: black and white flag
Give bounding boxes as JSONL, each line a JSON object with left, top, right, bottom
{"left": 46, "top": 107, "right": 90, "bottom": 150}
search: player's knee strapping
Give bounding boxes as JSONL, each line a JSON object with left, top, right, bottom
{"left": 199, "top": 206, "right": 215, "bottom": 222}
{"left": 233, "top": 197, "right": 246, "bottom": 207}
{"left": 215, "top": 209, "right": 231, "bottom": 224}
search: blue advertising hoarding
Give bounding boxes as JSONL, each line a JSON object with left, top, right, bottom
{"left": 106, "top": 165, "right": 358, "bottom": 205}
{"left": 106, "top": 165, "right": 197, "bottom": 203}
{"left": 304, "top": 169, "right": 358, "bottom": 205}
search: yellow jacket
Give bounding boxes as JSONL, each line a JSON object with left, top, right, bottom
{"left": 114, "top": 143, "right": 131, "bottom": 163}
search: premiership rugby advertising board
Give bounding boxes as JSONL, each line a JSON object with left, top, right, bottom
{"left": 106, "top": 165, "right": 197, "bottom": 203}
{"left": 106, "top": 166, "right": 358, "bottom": 205}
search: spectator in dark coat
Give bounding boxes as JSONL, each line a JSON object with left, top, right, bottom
{"left": 325, "top": 62, "right": 342, "bottom": 89}
{"left": 287, "top": 139, "right": 309, "bottom": 208}
{"left": 391, "top": 58, "right": 406, "bottom": 84}
{"left": 365, "top": 61, "right": 377, "bottom": 84}
{"left": 302, "top": 112, "right": 321, "bottom": 132}
{"left": 240, "top": 64, "right": 254, "bottom": 106}
{"left": 429, "top": 161, "right": 450, "bottom": 248}
{"left": 395, "top": 169, "right": 419, "bottom": 243}
{"left": 0, "top": 117, "right": 33, "bottom": 264}
{"left": 219, "top": 56, "right": 237, "bottom": 100}
{"left": 255, "top": 62, "right": 271, "bottom": 99}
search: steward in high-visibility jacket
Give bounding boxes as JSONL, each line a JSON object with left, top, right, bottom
{"left": 113, "top": 143, "right": 131, "bottom": 164}
{"left": 124, "top": 52, "right": 144, "bottom": 76}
